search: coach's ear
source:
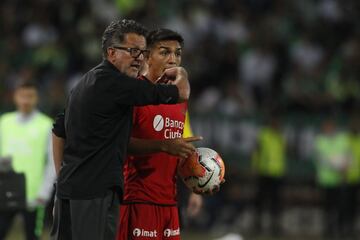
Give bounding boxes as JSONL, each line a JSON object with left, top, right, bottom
{"left": 107, "top": 47, "right": 117, "bottom": 64}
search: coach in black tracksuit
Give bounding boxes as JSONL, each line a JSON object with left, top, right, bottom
{"left": 50, "top": 19, "right": 190, "bottom": 240}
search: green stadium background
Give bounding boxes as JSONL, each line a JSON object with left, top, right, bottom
{"left": 1, "top": 0, "right": 360, "bottom": 239}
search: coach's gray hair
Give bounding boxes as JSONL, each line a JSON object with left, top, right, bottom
{"left": 101, "top": 19, "right": 148, "bottom": 58}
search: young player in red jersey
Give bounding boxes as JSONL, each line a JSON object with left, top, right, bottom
{"left": 117, "top": 29, "right": 203, "bottom": 240}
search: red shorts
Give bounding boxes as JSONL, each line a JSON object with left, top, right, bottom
{"left": 117, "top": 203, "right": 181, "bottom": 240}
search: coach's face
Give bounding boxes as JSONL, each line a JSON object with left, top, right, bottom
{"left": 107, "top": 33, "right": 147, "bottom": 78}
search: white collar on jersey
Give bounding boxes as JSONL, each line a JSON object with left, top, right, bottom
{"left": 16, "top": 110, "right": 39, "bottom": 123}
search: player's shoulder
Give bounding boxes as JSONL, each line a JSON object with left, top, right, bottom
{"left": 177, "top": 102, "right": 188, "bottom": 114}
{"left": 36, "top": 112, "right": 53, "bottom": 125}
{"left": 177, "top": 101, "right": 188, "bottom": 112}
{"left": 0, "top": 112, "right": 16, "bottom": 121}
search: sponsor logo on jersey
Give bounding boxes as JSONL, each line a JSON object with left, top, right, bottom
{"left": 153, "top": 115, "right": 164, "bottom": 131}
{"left": 164, "top": 228, "right": 180, "bottom": 237}
{"left": 133, "top": 228, "right": 157, "bottom": 238}
{"left": 152, "top": 115, "right": 184, "bottom": 139}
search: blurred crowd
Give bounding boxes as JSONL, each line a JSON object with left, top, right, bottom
{"left": 1, "top": 0, "right": 360, "bottom": 239}
{"left": 1, "top": 0, "right": 359, "bottom": 117}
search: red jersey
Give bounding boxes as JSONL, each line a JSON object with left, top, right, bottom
{"left": 123, "top": 77, "right": 187, "bottom": 205}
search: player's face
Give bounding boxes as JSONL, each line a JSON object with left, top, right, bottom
{"left": 147, "top": 40, "right": 182, "bottom": 79}
{"left": 14, "top": 87, "right": 38, "bottom": 114}
{"left": 107, "top": 33, "right": 147, "bottom": 78}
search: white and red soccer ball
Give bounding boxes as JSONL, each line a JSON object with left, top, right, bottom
{"left": 178, "top": 147, "right": 225, "bottom": 193}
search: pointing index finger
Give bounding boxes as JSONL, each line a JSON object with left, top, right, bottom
{"left": 183, "top": 136, "right": 203, "bottom": 142}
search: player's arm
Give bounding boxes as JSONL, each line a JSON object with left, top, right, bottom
{"left": 186, "top": 192, "right": 203, "bottom": 217}
{"left": 128, "top": 136, "right": 202, "bottom": 159}
{"left": 52, "top": 111, "right": 66, "bottom": 176}
{"left": 36, "top": 131, "right": 57, "bottom": 205}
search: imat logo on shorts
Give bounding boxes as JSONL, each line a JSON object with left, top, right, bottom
{"left": 133, "top": 228, "right": 157, "bottom": 238}
{"left": 164, "top": 228, "right": 180, "bottom": 237}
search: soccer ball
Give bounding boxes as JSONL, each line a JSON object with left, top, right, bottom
{"left": 178, "top": 147, "right": 225, "bottom": 193}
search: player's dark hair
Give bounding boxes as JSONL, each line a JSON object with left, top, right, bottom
{"left": 14, "top": 80, "right": 38, "bottom": 90}
{"left": 146, "top": 28, "right": 184, "bottom": 49}
{"left": 102, "top": 19, "right": 148, "bottom": 58}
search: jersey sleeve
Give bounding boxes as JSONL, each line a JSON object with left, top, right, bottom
{"left": 183, "top": 111, "right": 193, "bottom": 138}
{"left": 108, "top": 73, "right": 179, "bottom": 106}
